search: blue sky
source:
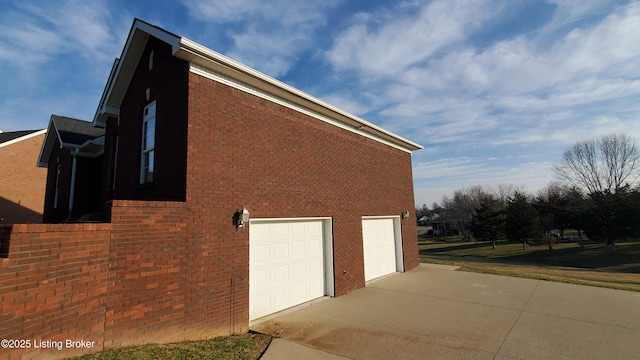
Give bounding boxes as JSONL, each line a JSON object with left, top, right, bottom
{"left": 1, "top": 0, "right": 639, "bottom": 207}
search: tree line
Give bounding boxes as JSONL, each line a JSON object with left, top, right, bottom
{"left": 417, "top": 134, "right": 640, "bottom": 248}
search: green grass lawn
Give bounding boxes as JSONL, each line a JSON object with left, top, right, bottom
{"left": 419, "top": 238, "right": 640, "bottom": 291}
{"left": 420, "top": 239, "right": 640, "bottom": 272}
{"left": 66, "top": 333, "right": 272, "bottom": 360}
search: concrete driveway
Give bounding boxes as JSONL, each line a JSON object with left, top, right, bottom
{"left": 251, "top": 263, "right": 640, "bottom": 359}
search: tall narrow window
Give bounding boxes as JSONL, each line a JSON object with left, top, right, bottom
{"left": 148, "top": 50, "right": 154, "bottom": 71}
{"left": 141, "top": 101, "right": 156, "bottom": 183}
{"left": 54, "top": 158, "right": 61, "bottom": 208}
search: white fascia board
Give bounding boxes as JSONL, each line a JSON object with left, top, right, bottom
{"left": 37, "top": 118, "right": 61, "bottom": 167}
{"left": 0, "top": 129, "right": 46, "bottom": 149}
{"left": 178, "top": 37, "right": 422, "bottom": 153}
{"left": 98, "top": 19, "right": 181, "bottom": 117}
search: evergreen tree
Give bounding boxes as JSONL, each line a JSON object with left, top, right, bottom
{"left": 505, "top": 191, "right": 541, "bottom": 249}
{"left": 470, "top": 196, "right": 505, "bottom": 249}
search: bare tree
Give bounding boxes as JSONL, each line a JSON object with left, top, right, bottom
{"left": 491, "top": 183, "right": 527, "bottom": 206}
{"left": 554, "top": 134, "right": 640, "bottom": 194}
{"left": 441, "top": 185, "right": 491, "bottom": 241}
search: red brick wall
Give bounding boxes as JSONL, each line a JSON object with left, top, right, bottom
{"left": 104, "top": 200, "right": 200, "bottom": 348}
{"left": 0, "top": 133, "right": 47, "bottom": 223}
{"left": 1, "top": 201, "right": 226, "bottom": 359}
{"left": 0, "top": 223, "right": 110, "bottom": 360}
{"left": 186, "top": 73, "right": 419, "bottom": 298}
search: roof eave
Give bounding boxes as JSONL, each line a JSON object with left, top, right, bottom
{"left": 95, "top": 19, "right": 422, "bottom": 152}
{"left": 0, "top": 129, "right": 46, "bottom": 149}
{"left": 37, "top": 117, "right": 61, "bottom": 167}
{"left": 177, "top": 37, "right": 422, "bottom": 152}
{"left": 95, "top": 19, "right": 181, "bottom": 121}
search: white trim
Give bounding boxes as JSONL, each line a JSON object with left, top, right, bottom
{"left": 190, "top": 64, "right": 414, "bottom": 153}
{"left": 322, "top": 219, "right": 335, "bottom": 297}
{"left": 250, "top": 216, "right": 332, "bottom": 223}
{"left": 0, "top": 129, "right": 46, "bottom": 148}
{"left": 140, "top": 101, "right": 156, "bottom": 184}
{"left": 68, "top": 149, "right": 79, "bottom": 216}
{"left": 393, "top": 216, "right": 404, "bottom": 273}
{"left": 362, "top": 215, "right": 402, "bottom": 220}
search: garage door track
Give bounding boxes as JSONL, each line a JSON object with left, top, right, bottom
{"left": 251, "top": 263, "right": 640, "bottom": 359}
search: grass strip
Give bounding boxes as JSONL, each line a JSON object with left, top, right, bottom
{"left": 436, "top": 261, "right": 640, "bottom": 292}
{"left": 67, "top": 333, "right": 272, "bottom": 360}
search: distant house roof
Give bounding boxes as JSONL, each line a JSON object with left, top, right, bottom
{"left": 430, "top": 213, "right": 456, "bottom": 224}
{"left": 53, "top": 115, "right": 104, "bottom": 146}
{"left": 37, "top": 115, "right": 105, "bottom": 167}
{"left": 0, "top": 129, "right": 46, "bottom": 148}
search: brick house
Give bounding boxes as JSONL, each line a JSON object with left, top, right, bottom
{"left": 93, "top": 18, "right": 422, "bottom": 319}
{"left": 0, "top": 129, "right": 47, "bottom": 223}
{"left": 38, "top": 115, "right": 105, "bottom": 223}
{"left": 1, "top": 18, "right": 422, "bottom": 358}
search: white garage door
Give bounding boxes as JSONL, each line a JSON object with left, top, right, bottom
{"left": 362, "top": 217, "right": 400, "bottom": 281}
{"left": 250, "top": 219, "right": 330, "bottom": 320}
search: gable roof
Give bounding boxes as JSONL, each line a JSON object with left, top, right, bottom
{"left": 94, "top": 18, "right": 422, "bottom": 153}
{"left": 0, "top": 129, "right": 46, "bottom": 148}
{"left": 38, "top": 115, "right": 105, "bottom": 167}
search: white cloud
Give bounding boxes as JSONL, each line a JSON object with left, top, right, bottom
{"left": 326, "top": 0, "right": 494, "bottom": 76}
{"left": 544, "top": 0, "right": 622, "bottom": 28}
{"left": 0, "top": 1, "right": 120, "bottom": 66}
{"left": 0, "top": 0, "right": 127, "bottom": 131}
{"left": 413, "top": 156, "right": 555, "bottom": 206}
{"left": 326, "top": 1, "right": 640, "bottom": 156}
{"left": 182, "top": 0, "right": 340, "bottom": 77}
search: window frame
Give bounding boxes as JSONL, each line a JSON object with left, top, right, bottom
{"left": 140, "top": 101, "right": 156, "bottom": 184}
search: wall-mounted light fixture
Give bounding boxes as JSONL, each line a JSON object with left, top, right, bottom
{"left": 402, "top": 210, "right": 410, "bottom": 220}
{"left": 237, "top": 206, "right": 250, "bottom": 228}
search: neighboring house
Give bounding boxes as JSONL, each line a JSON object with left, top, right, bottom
{"left": 10, "top": 18, "right": 422, "bottom": 353}
{"left": 431, "top": 214, "right": 460, "bottom": 236}
{"left": 38, "top": 115, "right": 105, "bottom": 223}
{"left": 0, "top": 129, "right": 47, "bottom": 223}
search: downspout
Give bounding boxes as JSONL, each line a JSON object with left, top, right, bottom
{"left": 68, "top": 148, "right": 79, "bottom": 218}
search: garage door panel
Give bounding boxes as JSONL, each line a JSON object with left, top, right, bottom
{"left": 291, "top": 241, "right": 306, "bottom": 257}
{"left": 272, "top": 264, "right": 291, "bottom": 284}
{"left": 272, "top": 223, "right": 289, "bottom": 236}
{"left": 291, "top": 283, "right": 307, "bottom": 302}
{"left": 291, "top": 261, "right": 306, "bottom": 281}
{"left": 291, "top": 222, "right": 306, "bottom": 234}
{"left": 307, "top": 258, "right": 322, "bottom": 276}
{"left": 252, "top": 268, "right": 271, "bottom": 290}
{"left": 273, "top": 288, "right": 290, "bottom": 308}
{"left": 307, "top": 238, "right": 321, "bottom": 255}
{"left": 250, "top": 220, "right": 327, "bottom": 320}
{"left": 272, "top": 242, "right": 289, "bottom": 261}
{"left": 362, "top": 218, "right": 399, "bottom": 281}
{"left": 252, "top": 293, "right": 270, "bottom": 316}
{"left": 251, "top": 244, "right": 270, "bottom": 264}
